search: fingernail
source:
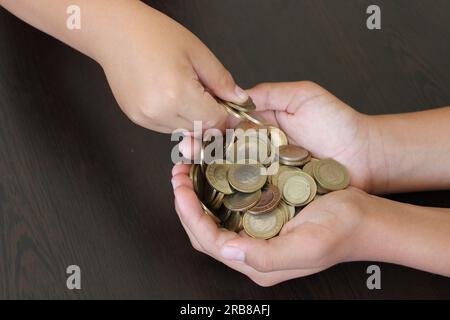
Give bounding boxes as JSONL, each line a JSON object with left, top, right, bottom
{"left": 221, "top": 246, "right": 245, "bottom": 262}
{"left": 171, "top": 178, "right": 178, "bottom": 189}
{"left": 234, "top": 85, "right": 249, "bottom": 102}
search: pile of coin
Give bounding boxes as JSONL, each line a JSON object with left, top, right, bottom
{"left": 188, "top": 98, "right": 350, "bottom": 240}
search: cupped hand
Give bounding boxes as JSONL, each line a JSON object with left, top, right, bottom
{"left": 180, "top": 81, "right": 381, "bottom": 192}
{"left": 247, "top": 81, "right": 380, "bottom": 192}
{"left": 99, "top": 2, "right": 248, "bottom": 133}
{"left": 171, "top": 164, "right": 370, "bottom": 287}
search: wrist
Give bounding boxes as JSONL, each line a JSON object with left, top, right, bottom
{"left": 363, "top": 114, "right": 395, "bottom": 194}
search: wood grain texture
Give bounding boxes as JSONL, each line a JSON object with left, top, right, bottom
{"left": 0, "top": 0, "right": 449, "bottom": 299}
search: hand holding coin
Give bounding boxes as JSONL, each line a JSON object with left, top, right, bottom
{"left": 246, "top": 81, "right": 379, "bottom": 193}
{"left": 173, "top": 163, "right": 372, "bottom": 287}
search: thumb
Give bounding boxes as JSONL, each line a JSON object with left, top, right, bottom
{"left": 220, "top": 226, "right": 327, "bottom": 272}
{"left": 247, "top": 81, "right": 330, "bottom": 113}
{"left": 190, "top": 44, "right": 249, "bottom": 104}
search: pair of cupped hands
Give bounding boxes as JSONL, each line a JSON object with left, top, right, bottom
{"left": 100, "top": 3, "right": 385, "bottom": 286}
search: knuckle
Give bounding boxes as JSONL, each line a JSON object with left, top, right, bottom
{"left": 140, "top": 81, "right": 184, "bottom": 120}
{"left": 216, "top": 69, "right": 234, "bottom": 88}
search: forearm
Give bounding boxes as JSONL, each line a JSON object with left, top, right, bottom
{"left": 368, "top": 107, "right": 450, "bottom": 193}
{"left": 354, "top": 195, "right": 450, "bottom": 277}
{"left": 0, "top": 0, "right": 152, "bottom": 62}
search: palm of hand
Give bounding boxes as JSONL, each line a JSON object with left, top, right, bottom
{"left": 251, "top": 81, "right": 374, "bottom": 191}
{"left": 172, "top": 162, "right": 366, "bottom": 287}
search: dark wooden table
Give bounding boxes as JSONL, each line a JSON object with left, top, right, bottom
{"left": 1, "top": 0, "right": 449, "bottom": 299}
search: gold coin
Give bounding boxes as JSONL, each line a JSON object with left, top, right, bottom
{"left": 223, "top": 190, "right": 261, "bottom": 211}
{"left": 239, "top": 111, "right": 266, "bottom": 126}
{"left": 313, "top": 158, "right": 350, "bottom": 191}
{"left": 210, "top": 192, "right": 225, "bottom": 211}
{"left": 236, "top": 214, "right": 244, "bottom": 232}
{"left": 230, "top": 136, "right": 270, "bottom": 164}
{"left": 243, "top": 205, "right": 285, "bottom": 240}
{"left": 317, "top": 184, "right": 330, "bottom": 195}
{"left": 276, "top": 168, "right": 302, "bottom": 191}
{"left": 248, "top": 184, "right": 281, "bottom": 215}
{"left": 282, "top": 172, "right": 317, "bottom": 206}
{"left": 286, "top": 203, "right": 296, "bottom": 220}
{"left": 279, "top": 145, "right": 310, "bottom": 163}
{"left": 279, "top": 155, "right": 311, "bottom": 167}
{"left": 191, "top": 165, "right": 205, "bottom": 199}
{"left": 205, "top": 162, "right": 234, "bottom": 195}
{"left": 221, "top": 102, "right": 246, "bottom": 120}
{"left": 217, "top": 207, "right": 232, "bottom": 224}
{"left": 271, "top": 165, "right": 301, "bottom": 187}
{"left": 236, "top": 121, "right": 260, "bottom": 131}
{"left": 223, "top": 211, "right": 241, "bottom": 232}
{"left": 302, "top": 158, "right": 319, "bottom": 176}
{"left": 200, "top": 202, "right": 220, "bottom": 225}
{"left": 203, "top": 183, "right": 217, "bottom": 204}
{"left": 224, "top": 97, "right": 257, "bottom": 112}
{"left": 227, "top": 164, "right": 267, "bottom": 193}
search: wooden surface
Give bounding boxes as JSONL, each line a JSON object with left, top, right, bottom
{"left": 1, "top": 0, "right": 450, "bottom": 299}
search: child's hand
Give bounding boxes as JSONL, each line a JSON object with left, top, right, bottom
{"left": 245, "top": 81, "right": 380, "bottom": 192}
{"left": 171, "top": 164, "right": 370, "bottom": 286}
{"left": 172, "top": 163, "right": 450, "bottom": 285}
{"left": 97, "top": 2, "right": 248, "bottom": 133}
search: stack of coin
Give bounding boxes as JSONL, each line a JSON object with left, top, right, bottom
{"left": 188, "top": 98, "right": 350, "bottom": 240}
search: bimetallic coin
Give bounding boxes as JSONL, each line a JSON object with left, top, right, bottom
{"left": 205, "top": 162, "right": 234, "bottom": 195}
{"left": 279, "top": 155, "right": 311, "bottom": 167}
{"left": 236, "top": 121, "right": 260, "bottom": 131}
{"left": 279, "top": 145, "right": 310, "bottom": 163}
{"left": 231, "top": 136, "right": 270, "bottom": 164}
{"left": 201, "top": 202, "right": 220, "bottom": 225}
{"left": 189, "top": 164, "right": 195, "bottom": 182}
{"left": 217, "top": 207, "right": 232, "bottom": 224}
{"left": 313, "top": 158, "right": 350, "bottom": 191}
{"left": 248, "top": 184, "right": 281, "bottom": 215}
{"left": 282, "top": 172, "right": 317, "bottom": 206}
{"left": 223, "top": 190, "right": 261, "bottom": 211}
{"left": 283, "top": 176, "right": 310, "bottom": 206}
{"left": 271, "top": 165, "right": 301, "bottom": 187}
{"left": 223, "top": 211, "right": 242, "bottom": 232}
{"left": 302, "top": 158, "right": 319, "bottom": 176}
{"left": 227, "top": 164, "right": 267, "bottom": 193}
{"left": 278, "top": 200, "right": 291, "bottom": 224}
{"left": 317, "top": 184, "right": 330, "bottom": 195}
{"left": 210, "top": 192, "right": 224, "bottom": 211}
{"left": 240, "top": 111, "right": 266, "bottom": 126}
{"left": 191, "top": 165, "right": 205, "bottom": 200}
{"left": 236, "top": 214, "right": 244, "bottom": 233}
{"left": 286, "top": 204, "right": 296, "bottom": 220}
{"left": 224, "top": 97, "right": 256, "bottom": 112}
{"left": 203, "top": 183, "right": 217, "bottom": 204}
{"left": 243, "top": 205, "right": 285, "bottom": 240}
{"left": 221, "top": 102, "right": 246, "bottom": 120}
{"left": 276, "top": 168, "right": 303, "bottom": 192}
